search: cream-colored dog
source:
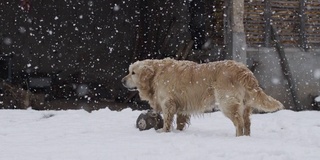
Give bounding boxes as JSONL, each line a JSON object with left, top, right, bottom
{"left": 122, "top": 58, "right": 283, "bottom": 136}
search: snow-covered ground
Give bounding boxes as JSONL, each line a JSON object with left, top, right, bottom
{"left": 0, "top": 108, "right": 319, "bottom": 160}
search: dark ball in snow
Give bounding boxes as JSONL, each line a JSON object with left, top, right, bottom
{"left": 136, "top": 110, "right": 163, "bottom": 131}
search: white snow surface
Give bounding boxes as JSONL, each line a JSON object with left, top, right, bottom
{"left": 1, "top": 109, "right": 320, "bottom": 160}
{"left": 315, "top": 96, "right": 320, "bottom": 102}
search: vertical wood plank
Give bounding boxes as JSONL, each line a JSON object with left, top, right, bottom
{"left": 299, "top": 0, "right": 307, "bottom": 50}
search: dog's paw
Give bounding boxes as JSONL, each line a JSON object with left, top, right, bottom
{"left": 161, "top": 127, "right": 172, "bottom": 133}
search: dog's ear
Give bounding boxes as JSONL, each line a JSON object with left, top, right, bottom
{"left": 140, "top": 65, "right": 154, "bottom": 80}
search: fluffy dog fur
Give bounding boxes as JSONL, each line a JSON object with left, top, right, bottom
{"left": 122, "top": 58, "right": 284, "bottom": 136}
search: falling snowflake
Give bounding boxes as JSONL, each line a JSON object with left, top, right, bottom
{"left": 3, "top": 37, "right": 12, "bottom": 45}
{"left": 114, "top": 4, "right": 120, "bottom": 11}
{"left": 271, "top": 77, "right": 280, "bottom": 85}
{"left": 88, "top": 1, "right": 93, "bottom": 7}
{"left": 47, "top": 30, "right": 53, "bottom": 35}
{"left": 18, "top": 27, "right": 26, "bottom": 34}
{"left": 314, "top": 69, "right": 320, "bottom": 79}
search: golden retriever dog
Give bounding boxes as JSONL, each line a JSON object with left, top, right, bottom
{"left": 122, "top": 58, "right": 284, "bottom": 136}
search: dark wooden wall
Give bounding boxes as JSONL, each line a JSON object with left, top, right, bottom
{"left": 0, "top": 0, "right": 223, "bottom": 101}
{"left": 0, "top": 0, "right": 139, "bottom": 100}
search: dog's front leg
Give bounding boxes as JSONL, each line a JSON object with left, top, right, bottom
{"left": 176, "top": 114, "right": 190, "bottom": 131}
{"left": 162, "top": 99, "right": 177, "bottom": 132}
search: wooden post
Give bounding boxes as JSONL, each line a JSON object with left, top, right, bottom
{"left": 299, "top": 0, "right": 307, "bottom": 50}
{"left": 227, "top": 0, "right": 247, "bottom": 64}
{"left": 264, "top": 0, "right": 271, "bottom": 47}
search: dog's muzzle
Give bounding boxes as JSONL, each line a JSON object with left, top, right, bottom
{"left": 121, "top": 78, "right": 137, "bottom": 91}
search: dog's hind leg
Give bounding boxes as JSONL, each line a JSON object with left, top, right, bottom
{"left": 162, "top": 99, "right": 177, "bottom": 132}
{"left": 243, "top": 106, "right": 252, "bottom": 136}
{"left": 228, "top": 104, "right": 244, "bottom": 136}
{"left": 220, "top": 102, "right": 245, "bottom": 137}
{"left": 176, "top": 114, "right": 190, "bottom": 131}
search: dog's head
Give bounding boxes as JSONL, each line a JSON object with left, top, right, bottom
{"left": 122, "top": 60, "right": 155, "bottom": 91}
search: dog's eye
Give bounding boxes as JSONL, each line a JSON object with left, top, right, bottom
{"left": 132, "top": 71, "right": 135, "bottom": 75}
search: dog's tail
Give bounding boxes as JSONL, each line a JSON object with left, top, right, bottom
{"left": 237, "top": 66, "right": 284, "bottom": 112}
{"left": 247, "top": 87, "right": 284, "bottom": 112}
